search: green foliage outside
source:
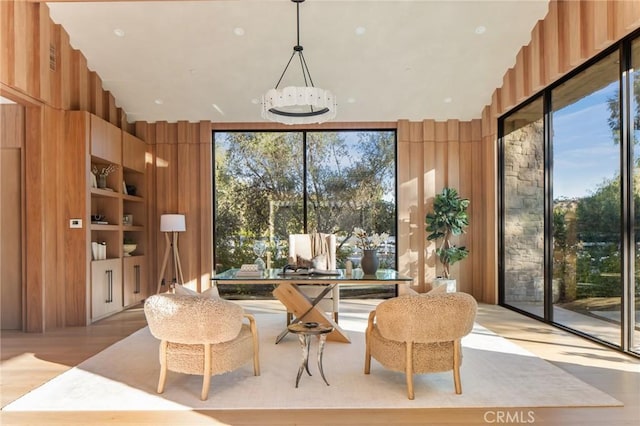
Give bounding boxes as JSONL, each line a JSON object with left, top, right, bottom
{"left": 214, "top": 131, "right": 396, "bottom": 275}
{"left": 555, "top": 174, "right": 640, "bottom": 301}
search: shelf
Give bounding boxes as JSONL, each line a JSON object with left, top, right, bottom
{"left": 91, "top": 188, "right": 120, "bottom": 198}
{"left": 123, "top": 225, "right": 144, "bottom": 232}
{"left": 91, "top": 224, "right": 119, "bottom": 231}
{"left": 91, "top": 257, "right": 120, "bottom": 263}
{"left": 122, "top": 194, "right": 144, "bottom": 202}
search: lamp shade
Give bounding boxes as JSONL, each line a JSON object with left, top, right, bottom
{"left": 160, "top": 214, "right": 186, "bottom": 232}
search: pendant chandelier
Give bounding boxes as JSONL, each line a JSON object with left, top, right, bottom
{"left": 262, "top": 0, "right": 337, "bottom": 125}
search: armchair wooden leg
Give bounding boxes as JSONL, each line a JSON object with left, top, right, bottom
{"left": 364, "top": 340, "right": 371, "bottom": 374}
{"left": 405, "top": 341, "right": 415, "bottom": 400}
{"left": 364, "top": 310, "right": 376, "bottom": 375}
{"left": 201, "top": 343, "right": 212, "bottom": 401}
{"left": 453, "top": 339, "right": 462, "bottom": 394}
{"left": 157, "top": 340, "right": 168, "bottom": 394}
{"left": 246, "top": 314, "right": 261, "bottom": 376}
{"left": 333, "top": 312, "right": 339, "bottom": 323}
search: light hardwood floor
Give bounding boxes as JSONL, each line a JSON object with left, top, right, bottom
{"left": 1, "top": 301, "right": 638, "bottom": 426}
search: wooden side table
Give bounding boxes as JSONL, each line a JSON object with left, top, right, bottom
{"left": 287, "top": 322, "right": 334, "bottom": 388}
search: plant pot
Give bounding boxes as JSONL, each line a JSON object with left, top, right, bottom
{"left": 432, "top": 278, "right": 457, "bottom": 293}
{"left": 360, "top": 249, "right": 379, "bottom": 275}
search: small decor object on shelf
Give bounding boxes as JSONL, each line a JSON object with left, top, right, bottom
{"left": 123, "top": 243, "right": 137, "bottom": 257}
{"left": 123, "top": 238, "right": 137, "bottom": 257}
{"left": 123, "top": 214, "right": 133, "bottom": 226}
{"left": 91, "top": 164, "right": 118, "bottom": 189}
{"left": 353, "top": 227, "right": 389, "bottom": 275}
{"left": 98, "top": 242, "right": 107, "bottom": 260}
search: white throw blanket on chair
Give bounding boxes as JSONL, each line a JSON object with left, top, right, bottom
{"left": 310, "top": 232, "right": 331, "bottom": 270}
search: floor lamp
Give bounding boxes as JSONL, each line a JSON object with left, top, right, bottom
{"left": 156, "top": 214, "right": 186, "bottom": 294}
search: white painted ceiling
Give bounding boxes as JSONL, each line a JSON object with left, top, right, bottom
{"left": 47, "top": 0, "right": 550, "bottom": 124}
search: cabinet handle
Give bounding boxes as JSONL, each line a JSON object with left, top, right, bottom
{"left": 105, "top": 269, "right": 113, "bottom": 303}
{"left": 134, "top": 265, "right": 141, "bottom": 294}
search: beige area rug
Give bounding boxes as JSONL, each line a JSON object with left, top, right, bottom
{"left": 2, "top": 313, "right": 622, "bottom": 411}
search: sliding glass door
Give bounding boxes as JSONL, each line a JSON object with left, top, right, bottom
{"left": 631, "top": 38, "right": 640, "bottom": 354}
{"left": 501, "top": 98, "right": 545, "bottom": 317}
{"left": 550, "top": 50, "right": 622, "bottom": 346}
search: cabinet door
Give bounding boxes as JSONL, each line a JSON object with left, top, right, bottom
{"left": 91, "top": 259, "right": 122, "bottom": 321}
{"left": 123, "top": 256, "right": 146, "bottom": 306}
{"left": 90, "top": 115, "right": 121, "bottom": 163}
{"left": 123, "top": 133, "right": 146, "bottom": 173}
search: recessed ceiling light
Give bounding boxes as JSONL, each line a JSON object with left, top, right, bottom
{"left": 444, "top": 97, "right": 453, "bottom": 103}
{"left": 355, "top": 26, "right": 366, "bottom": 36}
{"left": 347, "top": 97, "right": 356, "bottom": 104}
{"left": 475, "top": 26, "right": 486, "bottom": 35}
{"left": 113, "top": 28, "right": 125, "bottom": 37}
{"left": 234, "top": 27, "right": 245, "bottom": 36}
{"left": 154, "top": 99, "right": 163, "bottom": 105}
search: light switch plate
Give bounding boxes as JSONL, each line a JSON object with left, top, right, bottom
{"left": 70, "top": 219, "right": 82, "bottom": 228}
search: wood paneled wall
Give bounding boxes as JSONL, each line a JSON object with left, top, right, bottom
{"left": 134, "top": 121, "right": 213, "bottom": 294}
{"left": 0, "top": 1, "right": 129, "bottom": 127}
{"left": 480, "top": 0, "right": 640, "bottom": 303}
{"left": 397, "top": 120, "right": 484, "bottom": 296}
{"left": 1, "top": 104, "right": 25, "bottom": 330}
{"left": 1, "top": 0, "right": 134, "bottom": 331}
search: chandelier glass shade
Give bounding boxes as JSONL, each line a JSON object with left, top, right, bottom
{"left": 261, "top": 0, "right": 336, "bottom": 125}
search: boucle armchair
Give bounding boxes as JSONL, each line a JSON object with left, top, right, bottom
{"left": 364, "top": 292, "right": 477, "bottom": 400}
{"left": 144, "top": 293, "right": 260, "bottom": 400}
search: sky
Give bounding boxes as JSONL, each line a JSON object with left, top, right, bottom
{"left": 552, "top": 80, "right": 625, "bottom": 199}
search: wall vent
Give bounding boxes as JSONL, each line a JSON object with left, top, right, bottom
{"left": 49, "top": 44, "right": 56, "bottom": 71}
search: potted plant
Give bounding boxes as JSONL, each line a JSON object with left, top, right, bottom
{"left": 425, "top": 187, "right": 470, "bottom": 291}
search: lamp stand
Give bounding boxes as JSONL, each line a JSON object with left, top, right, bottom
{"left": 156, "top": 231, "right": 185, "bottom": 293}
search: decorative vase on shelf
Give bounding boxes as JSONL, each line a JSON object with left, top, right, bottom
{"left": 360, "top": 249, "right": 379, "bottom": 275}
{"left": 97, "top": 174, "right": 107, "bottom": 189}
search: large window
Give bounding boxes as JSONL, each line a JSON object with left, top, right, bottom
{"left": 214, "top": 130, "right": 397, "bottom": 299}
{"left": 500, "top": 32, "right": 640, "bottom": 356}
